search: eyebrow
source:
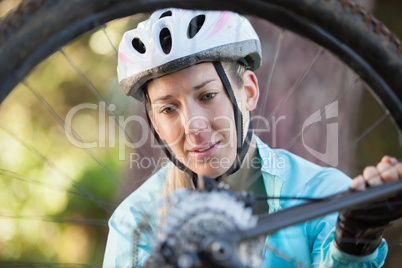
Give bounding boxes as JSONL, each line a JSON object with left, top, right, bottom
{"left": 152, "top": 79, "right": 216, "bottom": 103}
{"left": 153, "top": 94, "right": 174, "bottom": 103}
{"left": 192, "top": 79, "right": 216, "bottom": 91}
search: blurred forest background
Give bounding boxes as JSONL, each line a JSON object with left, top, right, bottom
{"left": 0, "top": 0, "right": 401, "bottom": 267}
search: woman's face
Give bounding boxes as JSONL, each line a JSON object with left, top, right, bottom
{"left": 147, "top": 62, "right": 258, "bottom": 178}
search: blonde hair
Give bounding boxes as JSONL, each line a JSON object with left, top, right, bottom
{"left": 163, "top": 165, "right": 194, "bottom": 197}
{"left": 157, "top": 165, "right": 193, "bottom": 219}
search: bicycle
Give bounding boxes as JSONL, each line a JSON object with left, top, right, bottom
{"left": 0, "top": 0, "right": 401, "bottom": 267}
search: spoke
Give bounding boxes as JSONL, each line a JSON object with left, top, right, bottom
{"left": 60, "top": 48, "right": 108, "bottom": 103}
{"left": 0, "top": 261, "right": 100, "bottom": 267}
{"left": 330, "top": 112, "right": 389, "bottom": 164}
{"left": 60, "top": 48, "right": 154, "bottom": 177}
{"left": 0, "top": 214, "right": 107, "bottom": 225}
{"left": 59, "top": 48, "right": 136, "bottom": 145}
{"left": 222, "top": 159, "right": 262, "bottom": 191}
{"left": 0, "top": 168, "right": 116, "bottom": 209}
{"left": 257, "top": 29, "right": 284, "bottom": 130}
{"left": 241, "top": 167, "right": 263, "bottom": 191}
{"left": 23, "top": 81, "right": 127, "bottom": 195}
{"left": 255, "top": 195, "right": 324, "bottom": 202}
{"left": 0, "top": 123, "right": 113, "bottom": 213}
{"left": 263, "top": 244, "right": 310, "bottom": 268}
{"left": 102, "top": 25, "right": 118, "bottom": 54}
{"left": 0, "top": 168, "right": 82, "bottom": 197}
{"left": 285, "top": 78, "right": 359, "bottom": 150}
{"left": 266, "top": 47, "right": 324, "bottom": 121}
{"left": 386, "top": 240, "right": 402, "bottom": 246}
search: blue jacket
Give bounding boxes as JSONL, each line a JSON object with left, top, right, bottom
{"left": 103, "top": 135, "right": 387, "bottom": 267}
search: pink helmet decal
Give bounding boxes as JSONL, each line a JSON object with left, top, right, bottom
{"left": 206, "top": 11, "right": 232, "bottom": 40}
{"left": 118, "top": 43, "right": 135, "bottom": 64}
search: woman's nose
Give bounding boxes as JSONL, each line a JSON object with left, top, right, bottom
{"left": 183, "top": 110, "right": 210, "bottom": 135}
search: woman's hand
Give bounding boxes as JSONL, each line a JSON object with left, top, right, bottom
{"left": 351, "top": 156, "right": 402, "bottom": 190}
{"left": 335, "top": 156, "right": 402, "bottom": 256}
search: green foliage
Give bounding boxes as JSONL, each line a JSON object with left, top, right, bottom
{"left": 0, "top": 15, "right": 144, "bottom": 265}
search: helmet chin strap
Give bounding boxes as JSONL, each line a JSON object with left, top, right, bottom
{"left": 212, "top": 61, "right": 253, "bottom": 182}
{"left": 143, "top": 61, "right": 253, "bottom": 188}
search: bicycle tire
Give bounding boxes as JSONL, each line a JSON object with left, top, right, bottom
{"left": 0, "top": 0, "right": 401, "bottom": 128}
{"left": 1, "top": 0, "right": 402, "bottom": 266}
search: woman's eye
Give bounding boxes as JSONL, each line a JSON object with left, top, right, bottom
{"left": 162, "top": 106, "right": 175, "bottom": 114}
{"left": 201, "top": 93, "right": 216, "bottom": 101}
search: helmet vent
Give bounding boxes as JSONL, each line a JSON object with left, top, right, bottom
{"left": 159, "top": 10, "right": 172, "bottom": 19}
{"left": 132, "top": 37, "right": 146, "bottom": 54}
{"left": 187, "top": 15, "right": 205, "bottom": 39}
{"left": 159, "top": 28, "right": 172, "bottom": 54}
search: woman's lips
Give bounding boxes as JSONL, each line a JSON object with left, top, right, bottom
{"left": 190, "top": 141, "right": 220, "bottom": 157}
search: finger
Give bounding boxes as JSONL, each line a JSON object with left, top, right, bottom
{"left": 351, "top": 175, "right": 366, "bottom": 191}
{"left": 363, "top": 166, "right": 382, "bottom": 187}
{"left": 381, "top": 155, "right": 393, "bottom": 164}
{"left": 376, "top": 162, "right": 398, "bottom": 182}
{"left": 395, "top": 162, "right": 402, "bottom": 178}
{"left": 389, "top": 157, "right": 398, "bottom": 165}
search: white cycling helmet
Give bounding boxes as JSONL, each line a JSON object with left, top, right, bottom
{"left": 117, "top": 8, "right": 262, "bottom": 101}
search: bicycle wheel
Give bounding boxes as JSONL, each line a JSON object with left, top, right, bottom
{"left": 1, "top": 0, "right": 401, "bottom": 122}
{"left": 0, "top": 0, "right": 401, "bottom": 267}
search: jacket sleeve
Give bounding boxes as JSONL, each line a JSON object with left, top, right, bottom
{"left": 102, "top": 202, "right": 153, "bottom": 268}
{"left": 103, "top": 167, "right": 168, "bottom": 267}
{"left": 301, "top": 169, "right": 388, "bottom": 267}
{"left": 320, "top": 227, "right": 388, "bottom": 268}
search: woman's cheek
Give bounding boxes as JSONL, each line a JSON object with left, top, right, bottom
{"left": 212, "top": 116, "right": 236, "bottom": 146}
{"left": 161, "top": 121, "right": 185, "bottom": 145}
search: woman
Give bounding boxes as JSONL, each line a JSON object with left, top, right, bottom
{"left": 103, "top": 8, "right": 402, "bottom": 267}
